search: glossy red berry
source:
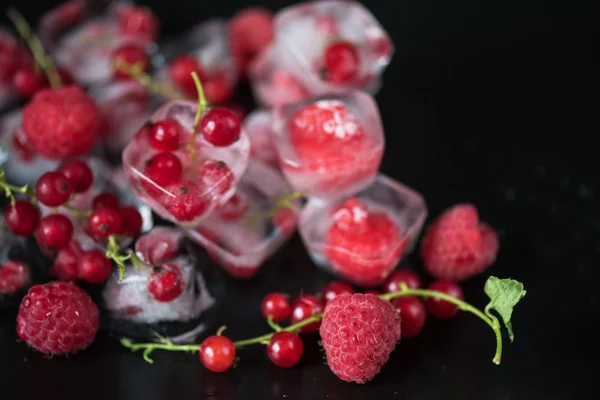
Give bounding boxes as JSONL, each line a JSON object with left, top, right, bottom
{"left": 148, "top": 264, "right": 184, "bottom": 302}
{"left": 322, "top": 281, "right": 355, "bottom": 303}
{"left": 162, "top": 181, "right": 207, "bottom": 222}
{"left": 58, "top": 159, "right": 94, "bottom": 193}
{"left": 117, "top": 206, "right": 143, "bottom": 237}
{"left": 148, "top": 119, "right": 182, "bottom": 151}
{"left": 267, "top": 332, "right": 304, "bottom": 368}
{"left": 112, "top": 44, "right": 149, "bottom": 80}
{"left": 144, "top": 152, "right": 183, "bottom": 186}
{"left": 78, "top": 250, "right": 112, "bottom": 284}
{"left": 199, "top": 335, "right": 236, "bottom": 373}
{"left": 37, "top": 214, "right": 73, "bottom": 250}
{"left": 426, "top": 281, "right": 464, "bottom": 319}
{"left": 323, "top": 41, "right": 360, "bottom": 84}
{"left": 93, "top": 192, "right": 120, "bottom": 210}
{"left": 203, "top": 73, "right": 233, "bottom": 105}
{"left": 88, "top": 207, "right": 121, "bottom": 237}
{"left": 51, "top": 241, "right": 82, "bottom": 281}
{"left": 383, "top": 269, "right": 423, "bottom": 293}
{"left": 198, "top": 160, "right": 234, "bottom": 196}
{"left": 119, "top": 5, "right": 158, "bottom": 40}
{"left": 200, "top": 108, "right": 241, "bottom": 147}
{"left": 392, "top": 296, "right": 427, "bottom": 338}
{"left": 168, "top": 55, "right": 204, "bottom": 96}
{"left": 261, "top": 293, "right": 291, "bottom": 322}
{"left": 3, "top": 200, "right": 41, "bottom": 236}
{"left": 35, "top": 171, "right": 73, "bottom": 207}
{"left": 12, "top": 66, "right": 47, "bottom": 97}
{"left": 289, "top": 294, "right": 325, "bottom": 333}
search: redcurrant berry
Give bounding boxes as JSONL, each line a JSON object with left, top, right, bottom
{"left": 261, "top": 293, "right": 291, "bottom": 322}
{"left": 322, "top": 41, "right": 360, "bottom": 84}
{"left": 144, "top": 152, "right": 183, "bottom": 186}
{"left": 289, "top": 294, "right": 324, "bottom": 333}
{"left": 119, "top": 5, "right": 158, "bottom": 40}
{"left": 168, "top": 55, "right": 204, "bottom": 96}
{"left": 117, "top": 207, "right": 143, "bottom": 237}
{"left": 199, "top": 108, "right": 241, "bottom": 147}
{"left": 3, "top": 200, "right": 40, "bottom": 236}
{"left": 426, "top": 281, "right": 464, "bottom": 319}
{"left": 162, "top": 181, "right": 207, "bottom": 222}
{"left": 217, "top": 193, "right": 248, "bottom": 221}
{"left": 12, "top": 66, "right": 47, "bottom": 97}
{"left": 112, "top": 44, "right": 149, "bottom": 80}
{"left": 93, "top": 192, "right": 120, "bottom": 210}
{"left": 0, "top": 260, "right": 30, "bottom": 294}
{"left": 199, "top": 335, "right": 236, "bottom": 373}
{"left": 198, "top": 160, "right": 234, "bottom": 196}
{"left": 267, "top": 332, "right": 303, "bottom": 368}
{"left": 148, "top": 264, "right": 184, "bottom": 302}
{"left": 383, "top": 269, "right": 423, "bottom": 293}
{"left": 88, "top": 207, "right": 121, "bottom": 237}
{"left": 203, "top": 73, "right": 233, "bottom": 105}
{"left": 148, "top": 119, "right": 182, "bottom": 151}
{"left": 58, "top": 159, "right": 94, "bottom": 193}
{"left": 392, "top": 296, "right": 427, "bottom": 338}
{"left": 51, "top": 241, "right": 82, "bottom": 281}
{"left": 35, "top": 171, "right": 73, "bottom": 207}
{"left": 78, "top": 250, "right": 112, "bottom": 284}
{"left": 322, "top": 281, "right": 354, "bottom": 303}
{"left": 36, "top": 214, "right": 74, "bottom": 250}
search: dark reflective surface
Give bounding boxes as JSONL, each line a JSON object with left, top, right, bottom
{"left": 1, "top": 0, "right": 598, "bottom": 399}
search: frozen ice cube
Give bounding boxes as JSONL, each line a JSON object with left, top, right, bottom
{"left": 243, "top": 109, "right": 280, "bottom": 170}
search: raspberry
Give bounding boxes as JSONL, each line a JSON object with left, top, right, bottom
{"left": 229, "top": 8, "right": 274, "bottom": 75}
{"left": 0, "top": 260, "right": 30, "bottom": 294}
{"left": 421, "top": 204, "right": 499, "bottom": 281}
{"left": 162, "top": 180, "right": 207, "bottom": 222}
{"left": 21, "top": 86, "right": 101, "bottom": 159}
{"left": 320, "top": 293, "right": 401, "bottom": 384}
{"left": 16, "top": 281, "right": 99, "bottom": 355}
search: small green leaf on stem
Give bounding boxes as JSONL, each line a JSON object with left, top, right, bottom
{"left": 484, "top": 276, "right": 526, "bottom": 342}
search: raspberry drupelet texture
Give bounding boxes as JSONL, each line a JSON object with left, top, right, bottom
{"left": 319, "top": 293, "right": 401, "bottom": 384}
{"left": 21, "top": 86, "right": 101, "bottom": 159}
{"left": 16, "top": 281, "right": 99, "bottom": 355}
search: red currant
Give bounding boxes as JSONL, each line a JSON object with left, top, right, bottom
{"left": 35, "top": 171, "right": 73, "bottom": 207}
{"left": 3, "top": 200, "right": 40, "bottom": 236}
{"left": 198, "top": 160, "right": 234, "bottom": 196}
{"left": 78, "top": 250, "right": 112, "bottom": 284}
{"left": 322, "top": 41, "right": 360, "bottom": 84}
{"left": 383, "top": 269, "right": 423, "bottom": 293}
{"left": 148, "top": 264, "right": 184, "bottom": 302}
{"left": 426, "top": 281, "right": 464, "bottom": 319}
{"left": 51, "top": 241, "right": 82, "bottom": 281}
{"left": 162, "top": 181, "right": 207, "bottom": 222}
{"left": 0, "top": 260, "right": 30, "bottom": 294}
{"left": 199, "top": 108, "right": 241, "bottom": 147}
{"left": 203, "top": 73, "right": 233, "bottom": 104}
{"left": 12, "top": 132, "right": 35, "bottom": 162}
{"left": 36, "top": 214, "right": 73, "bottom": 250}
{"left": 112, "top": 44, "right": 149, "bottom": 80}
{"left": 217, "top": 193, "right": 248, "bottom": 221}
{"left": 261, "top": 293, "right": 291, "bottom": 322}
{"left": 148, "top": 119, "right": 183, "bottom": 151}
{"left": 289, "top": 294, "right": 324, "bottom": 333}
{"left": 392, "top": 296, "right": 427, "bottom": 338}
{"left": 144, "top": 152, "right": 183, "bottom": 186}
{"left": 168, "top": 55, "right": 204, "bottom": 96}
{"left": 12, "top": 66, "right": 47, "bottom": 97}
{"left": 322, "top": 281, "right": 354, "bottom": 303}
{"left": 58, "top": 159, "right": 94, "bottom": 193}
{"left": 267, "top": 332, "right": 304, "bottom": 368}
{"left": 117, "top": 206, "right": 143, "bottom": 237}
{"left": 93, "top": 192, "right": 120, "bottom": 210}
{"left": 119, "top": 5, "right": 158, "bottom": 40}
{"left": 199, "top": 335, "right": 236, "bottom": 373}
{"left": 88, "top": 207, "right": 121, "bottom": 237}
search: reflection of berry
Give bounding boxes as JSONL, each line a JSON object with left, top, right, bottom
{"left": 392, "top": 297, "right": 427, "bottom": 338}
{"left": 17, "top": 281, "right": 99, "bottom": 355}
{"left": 3, "top": 200, "right": 40, "bottom": 236}
{"left": 198, "top": 160, "right": 234, "bottom": 197}
{"left": 36, "top": 214, "right": 73, "bottom": 250}
{"left": 78, "top": 250, "right": 112, "bottom": 284}
{"left": 289, "top": 294, "right": 324, "bottom": 333}
{"left": 200, "top": 108, "right": 241, "bottom": 147}
{"left": 425, "top": 281, "right": 463, "bottom": 319}
{"left": 199, "top": 335, "right": 236, "bottom": 372}
{"left": 148, "top": 264, "right": 184, "bottom": 302}
{"left": 162, "top": 181, "right": 207, "bottom": 222}
{"left": 58, "top": 159, "right": 93, "bottom": 193}
{"left": 267, "top": 332, "right": 303, "bottom": 368}
{"left": 0, "top": 260, "right": 30, "bottom": 294}
{"left": 261, "top": 293, "right": 291, "bottom": 322}
{"left": 35, "top": 171, "right": 73, "bottom": 207}
{"left": 320, "top": 293, "right": 401, "bottom": 384}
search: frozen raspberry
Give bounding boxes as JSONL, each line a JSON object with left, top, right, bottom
{"left": 16, "top": 281, "right": 99, "bottom": 355}
{"left": 197, "top": 160, "right": 234, "bottom": 197}
{"left": 162, "top": 180, "right": 207, "bottom": 222}
{"left": 135, "top": 227, "right": 182, "bottom": 265}
{"left": 148, "top": 264, "right": 184, "bottom": 302}
{"left": 118, "top": 5, "right": 159, "bottom": 41}
{"left": 51, "top": 240, "right": 83, "bottom": 281}
{"left": 229, "top": 8, "right": 274, "bottom": 75}
{"left": 21, "top": 86, "right": 101, "bottom": 159}
{"left": 320, "top": 293, "right": 401, "bottom": 383}
{"left": 421, "top": 204, "right": 499, "bottom": 281}
{"left": 325, "top": 199, "right": 407, "bottom": 287}
{"left": 0, "top": 260, "right": 30, "bottom": 294}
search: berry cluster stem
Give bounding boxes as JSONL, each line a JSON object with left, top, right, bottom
{"left": 0, "top": 167, "right": 35, "bottom": 205}
{"left": 112, "top": 58, "right": 184, "bottom": 100}
{"left": 105, "top": 235, "right": 149, "bottom": 280}
{"left": 188, "top": 72, "right": 208, "bottom": 164}
{"left": 7, "top": 7, "right": 62, "bottom": 88}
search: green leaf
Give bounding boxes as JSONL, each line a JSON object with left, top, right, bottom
{"left": 484, "top": 276, "right": 527, "bottom": 342}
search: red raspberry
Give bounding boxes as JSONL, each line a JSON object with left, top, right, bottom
{"left": 197, "top": 160, "right": 234, "bottom": 197}
{"left": 319, "top": 293, "right": 401, "bottom": 383}
{"left": 289, "top": 294, "right": 324, "bottom": 333}
{"left": 229, "top": 8, "right": 274, "bottom": 75}
{"left": 51, "top": 240, "right": 83, "bottom": 281}
{"left": 16, "top": 281, "right": 99, "bottom": 355}
{"left": 162, "top": 180, "right": 207, "bottom": 222}
{"left": 0, "top": 260, "right": 30, "bottom": 294}
{"left": 325, "top": 199, "right": 407, "bottom": 286}
{"left": 21, "top": 86, "right": 101, "bottom": 159}
{"left": 147, "top": 264, "right": 184, "bottom": 302}
{"left": 3, "top": 199, "right": 41, "bottom": 236}
{"left": 420, "top": 204, "right": 499, "bottom": 281}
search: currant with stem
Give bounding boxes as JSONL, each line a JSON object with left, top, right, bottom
{"left": 112, "top": 58, "right": 184, "bottom": 100}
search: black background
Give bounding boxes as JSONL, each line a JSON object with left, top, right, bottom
{"left": 1, "top": 1, "right": 599, "bottom": 399}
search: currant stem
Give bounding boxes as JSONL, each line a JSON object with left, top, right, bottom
{"left": 121, "top": 338, "right": 200, "bottom": 364}
{"left": 266, "top": 317, "right": 283, "bottom": 332}
{"left": 106, "top": 235, "right": 131, "bottom": 280}
{"left": 113, "top": 59, "right": 184, "bottom": 100}
{"left": 191, "top": 72, "right": 208, "bottom": 129}
{"left": 7, "top": 8, "right": 62, "bottom": 88}
{"left": 233, "top": 314, "right": 322, "bottom": 348}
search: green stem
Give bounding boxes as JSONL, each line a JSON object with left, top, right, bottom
{"left": 121, "top": 338, "right": 200, "bottom": 364}
{"left": 62, "top": 202, "right": 91, "bottom": 218}
{"left": 233, "top": 314, "right": 322, "bottom": 348}
{"left": 266, "top": 317, "right": 283, "bottom": 332}
{"left": 191, "top": 72, "right": 207, "bottom": 129}
{"left": 7, "top": 8, "right": 62, "bottom": 88}
{"left": 113, "top": 59, "right": 184, "bottom": 100}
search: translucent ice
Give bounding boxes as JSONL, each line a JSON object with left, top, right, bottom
{"left": 243, "top": 109, "right": 280, "bottom": 170}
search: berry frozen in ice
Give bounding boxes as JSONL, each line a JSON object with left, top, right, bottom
{"left": 200, "top": 108, "right": 241, "bottom": 147}
{"left": 148, "top": 263, "right": 185, "bottom": 302}
{"left": 148, "top": 119, "right": 183, "bottom": 152}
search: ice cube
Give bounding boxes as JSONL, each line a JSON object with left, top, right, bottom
{"left": 184, "top": 159, "right": 300, "bottom": 279}
{"left": 299, "top": 174, "right": 427, "bottom": 287}
{"left": 272, "top": 91, "right": 384, "bottom": 200}
{"left": 243, "top": 109, "right": 280, "bottom": 170}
